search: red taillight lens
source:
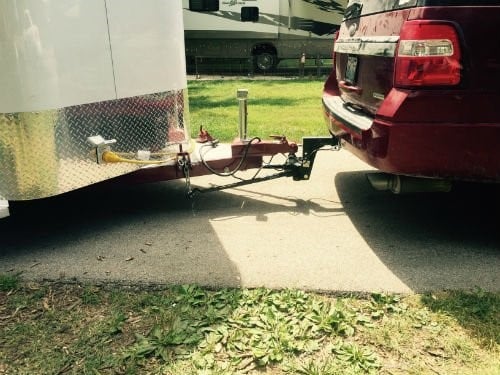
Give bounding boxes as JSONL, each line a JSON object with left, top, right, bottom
{"left": 395, "top": 21, "right": 462, "bottom": 87}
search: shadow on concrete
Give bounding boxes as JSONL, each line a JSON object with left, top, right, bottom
{"left": 0, "top": 176, "right": 343, "bottom": 287}
{"left": 0, "top": 180, "right": 244, "bottom": 287}
{"left": 334, "top": 170, "right": 500, "bottom": 292}
{"left": 1, "top": 165, "right": 498, "bottom": 294}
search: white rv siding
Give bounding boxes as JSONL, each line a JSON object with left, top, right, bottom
{"left": 0, "top": 0, "right": 187, "bottom": 113}
{"left": 183, "top": 0, "right": 280, "bottom": 37}
{"left": 0, "top": 0, "right": 115, "bottom": 113}
{"left": 278, "top": 0, "right": 345, "bottom": 39}
{"left": 183, "top": 0, "right": 345, "bottom": 39}
{"left": 106, "top": 0, "right": 187, "bottom": 98}
{"left": 0, "top": 0, "right": 190, "bottom": 201}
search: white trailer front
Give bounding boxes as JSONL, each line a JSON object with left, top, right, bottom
{"left": 183, "top": 0, "right": 346, "bottom": 71}
{"left": 0, "top": 0, "right": 190, "bottom": 214}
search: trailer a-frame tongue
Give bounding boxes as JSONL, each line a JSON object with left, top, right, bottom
{"left": 88, "top": 87, "right": 340, "bottom": 198}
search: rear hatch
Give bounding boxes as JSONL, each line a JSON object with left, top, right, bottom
{"left": 334, "top": 0, "right": 500, "bottom": 120}
{"left": 334, "top": 0, "right": 415, "bottom": 115}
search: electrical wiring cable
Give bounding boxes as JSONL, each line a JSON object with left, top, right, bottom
{"left": 101, "top": 139, "right": 196, "bottom": 165}
{"left": 101, "top": 152, "right": 175, "bottom": 165}
{"left": 111, "top": 143, "right": 187, "bottom": 158}
{"left": 199, "top": 137, "right": 261, "bottom": 177}
{"left": 246, "top": 153, "right": 279, "bottom": 180}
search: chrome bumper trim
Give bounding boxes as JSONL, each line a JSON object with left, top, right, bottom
{"left": 322, "top": 95, "right": 373, "bottom": 134}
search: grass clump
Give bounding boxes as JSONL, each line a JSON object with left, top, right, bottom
{"left": 421, "top": 288, "right": 500, "bottom": 348}
{"left": 0, "top": 274, "right": 20, "bottom": 292}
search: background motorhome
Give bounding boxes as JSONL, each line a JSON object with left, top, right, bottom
{"left": 183, "top": 0, "right": 347, "bottom": 73}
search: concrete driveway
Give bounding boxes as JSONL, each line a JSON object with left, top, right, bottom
{"left": 0, "top": 149, "right": 499, "bottom": 293}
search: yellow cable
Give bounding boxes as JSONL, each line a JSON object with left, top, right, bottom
{"left": 113, "top": 149, "right": 177, "bottom": 157}
{"left": 101, "top": 151, "right": 174, "bottom": 164}
{"left": 102, "top": 139, "right": 196, "bottom": 165}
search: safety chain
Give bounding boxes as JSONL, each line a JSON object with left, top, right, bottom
{"left": 177, "top": 154, "right": 193, "bottom": 197}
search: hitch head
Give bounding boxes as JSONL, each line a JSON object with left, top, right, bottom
{"left": 293, "top": 136, "right": 340, "bottom": 180}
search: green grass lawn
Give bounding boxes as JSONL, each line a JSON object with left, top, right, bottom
{"left": 0, "top": 276, "right": 498, "bottom": 375}
{"left": 187, "top": 79, "right": 330, "bottom": 143}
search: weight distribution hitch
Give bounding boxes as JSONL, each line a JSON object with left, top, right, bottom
{"left": 183, "top": 136, "right": 341, "bottom": 198}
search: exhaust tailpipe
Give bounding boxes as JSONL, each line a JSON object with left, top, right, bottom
{"left": 366, "top": 173, "right": 452, "bottom": 194}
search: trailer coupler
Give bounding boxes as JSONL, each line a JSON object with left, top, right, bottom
{"left": 186, "top": 136, "right": 340, "bottom": 197}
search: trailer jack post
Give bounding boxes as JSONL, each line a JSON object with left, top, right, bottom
{"left": 237, "top": 88, "right": 249, "bottom": 142}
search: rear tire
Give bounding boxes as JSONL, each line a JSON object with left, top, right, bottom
{"left": 254, "top": 52, "right": 277, "bottom": 73}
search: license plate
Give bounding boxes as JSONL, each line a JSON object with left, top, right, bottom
{"left": 345, "top": 55, "right": 358, "bottom": 84}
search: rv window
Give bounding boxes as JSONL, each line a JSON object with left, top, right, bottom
{"left": 189, "top": 0, "right": 219, "bottom": 12}
{"left": 241, "top": 7, "right": 259, "bottom": 22}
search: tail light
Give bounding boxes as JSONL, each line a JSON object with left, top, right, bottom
{"left": 395, "top": 21, "right": 462, "bottom": 87}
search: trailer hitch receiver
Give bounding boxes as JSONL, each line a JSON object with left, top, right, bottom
{"left": 293, "top": 136, "right": 340, "bottom": 180}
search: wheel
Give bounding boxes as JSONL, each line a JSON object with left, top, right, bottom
{"left": 254, "top": 52, "right": 277, "bottom": 72}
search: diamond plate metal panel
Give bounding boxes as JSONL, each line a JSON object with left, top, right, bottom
{"left": 0, "top": 89, "right": 189, "bottom": 201}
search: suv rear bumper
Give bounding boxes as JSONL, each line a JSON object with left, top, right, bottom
{"left": 323, "top": 93, "right": 500, "bottom": 182}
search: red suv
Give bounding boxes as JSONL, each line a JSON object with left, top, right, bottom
{"left": 323, "top": 0, "right": 500, "bottom": 191}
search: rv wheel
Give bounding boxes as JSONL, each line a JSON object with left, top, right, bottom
{"left": 255, "top": 52, "right": 277, "bottom": 72}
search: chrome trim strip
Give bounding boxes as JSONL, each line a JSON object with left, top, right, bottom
{"left": 322, "top": 95, "right": 373, "bottom": 133}
{"left": 334, "top": 36, "right": 400, "bottom": 57}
